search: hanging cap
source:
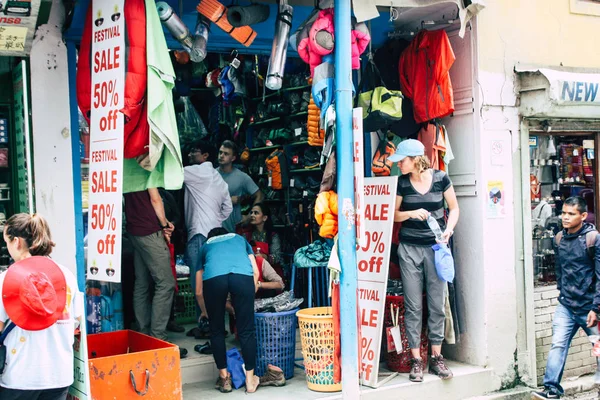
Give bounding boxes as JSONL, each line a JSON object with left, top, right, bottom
{"left": 387, "top": 139, "right": 425, "bottom": 162}
{"left": 2, "top": 256, "right": 67, "bottom": 331}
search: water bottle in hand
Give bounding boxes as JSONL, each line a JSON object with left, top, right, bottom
{"left": 427, "top": 215, "right": 444, "bottom": 243}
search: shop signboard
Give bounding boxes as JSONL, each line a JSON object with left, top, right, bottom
{"left": 357, "top": 176, "right": 397, "bottom": 388}
{"left": 12, "top": 60, "right": 33, "bottom": 213}
{"left": 0, "top": 0, "right": 41, "bottom": 55}
{"left": 87, "top": 0, "right": 125, "bottom": 283}
{"left": 353, "top": 108, "right": 365, "bottom": 248}
{"left": 68, "top": 293, "right": 91, "bottom": 400}
{"left": 531, "top": 68, "right": 600, "bottom": 105}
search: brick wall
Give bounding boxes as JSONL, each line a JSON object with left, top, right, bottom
{"left": 535, "top": 285, "right": 597, "bottom": 385}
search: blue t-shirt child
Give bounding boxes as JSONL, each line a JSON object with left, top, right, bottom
{"left": 199, "top": 233, "right": 254, "bottom": 280}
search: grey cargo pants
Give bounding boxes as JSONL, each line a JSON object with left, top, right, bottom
{"left": 398, "top": 242, "right": 446, "bottom": 349}
{"left": 129, "top": 231, "right": 175, "bottom": 341}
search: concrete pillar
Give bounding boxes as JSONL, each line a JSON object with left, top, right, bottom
{"left": 30, "top": 0, "right": 78, "bottom": 276}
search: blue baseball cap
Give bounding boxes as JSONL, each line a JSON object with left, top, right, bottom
{"left": 387, "top": 139, "right": 425, "bottom": 162}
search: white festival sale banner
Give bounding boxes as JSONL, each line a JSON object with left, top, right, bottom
{"left": 357, "top": 176, "right": 397, "bottom": 388}
{"left": 87, "top": 0, "right": 125, "bottom": 282}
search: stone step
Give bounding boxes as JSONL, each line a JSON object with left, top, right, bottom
{"left": 182, "top": 361, "right": 493, "bottom": 400}
{"left": 171, "top": 324, "right": 303, "bottom": 386}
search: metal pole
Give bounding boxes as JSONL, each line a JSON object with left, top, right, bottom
{"left": 334, "top": 0, "right": 360, "bottom": 397}
{"left": 67, "top": 41, "right": 86, "bottom": 293}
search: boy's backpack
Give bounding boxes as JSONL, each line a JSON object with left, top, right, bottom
{"left": 555, "top": 230, "right": 598, "bottom": 260}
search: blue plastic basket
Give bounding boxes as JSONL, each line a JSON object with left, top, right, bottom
{"left": 255, "top": 308, "right": 298, "bottom": 380}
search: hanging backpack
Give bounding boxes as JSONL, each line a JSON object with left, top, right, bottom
{"left": 371, "top": 134, "right": 396, "bottom": 176}
{"left": 266, "top": 148, "right": 289, "bottom": 190}
{"left": 268, "top": 128, "right": 293, "bottom": 145}
{"left": 356, "top": 57, "right": 403, "bottom": 133}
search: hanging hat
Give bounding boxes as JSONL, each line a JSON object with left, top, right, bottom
{"left": 2, "top": 257, "right": 67, "bottom": 331}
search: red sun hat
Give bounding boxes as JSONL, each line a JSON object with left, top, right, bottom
{"left": 2, "top": 257, "right": 67, "bottom": 331}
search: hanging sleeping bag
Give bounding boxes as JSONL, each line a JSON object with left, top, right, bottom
{"left": 76, "top": 0, "right": 149, "bottom": 159}
{"left": 266, "top": 148, "right": 289, "bottom": 190}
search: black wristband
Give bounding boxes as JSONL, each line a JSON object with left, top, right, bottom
{"left": 160, "top": 223, "right": 169, "bottom": 229}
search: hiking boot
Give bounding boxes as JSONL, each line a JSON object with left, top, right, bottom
{"left": 259, "top": 365, "right": 286, "bottom": 387}
{"left": 429, "top": 355, "right": 453, "bottom": 380}
{"left": 409, "top": 358, "right": 424, "bottom": 382}
{"left": 531, "top": 388, "right": 561, "bottom": 399}
{"left": 215, "top": 374, "right": 233, "bottom": 393}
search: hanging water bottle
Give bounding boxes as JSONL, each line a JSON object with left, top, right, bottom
{"left": 190, "top": 14, "right": 211, "bottom": 62}
{"left": 427, "top": 214, "right": 444, "bottom": 243}
{"left": 156, "top": 2, "right": 194, "bottom": 53}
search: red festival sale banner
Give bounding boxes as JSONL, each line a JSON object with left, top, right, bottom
{"left": 357, "top": 176, "right": 398, "bottom": 388}
{"left": 87, "top": 0, "right": 125, "bottom": 283}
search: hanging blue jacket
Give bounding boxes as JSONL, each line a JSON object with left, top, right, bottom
{"left": 554, "top": 223, "right": 600, "bottom": 313}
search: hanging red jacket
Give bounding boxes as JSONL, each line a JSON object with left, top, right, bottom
{"left": 76, "top": 0, "right": 149, "bottom": 159}
{"left": 398, "top": 29, "right": 455, "bottom": 124}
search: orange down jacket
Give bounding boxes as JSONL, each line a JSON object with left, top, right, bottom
{"left": 398, "top": 29, "right": 455, "bottom": 124}
{"left": 315, "top": 190, "right": 338, "bottom": 239}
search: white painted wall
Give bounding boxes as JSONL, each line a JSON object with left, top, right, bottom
{"left": 30, "top": 0, "right": 77, "bottom": 276}
{"left": 441, "top": 22, "right": 521, "bottom": 391}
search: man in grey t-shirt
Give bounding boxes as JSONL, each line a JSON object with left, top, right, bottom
{"left": 218, "top": 140, "right": 263, "bottom": 232}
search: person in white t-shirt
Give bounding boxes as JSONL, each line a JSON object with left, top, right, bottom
{"left": 0, "top": 213, "right": 82, "bottom": 400}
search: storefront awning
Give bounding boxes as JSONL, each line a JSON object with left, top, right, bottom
{"left": 353, "top": 0, "right": 485, "bottom": 37}
{"left": 516, "top": 66, "right": 600, "bottom": 119}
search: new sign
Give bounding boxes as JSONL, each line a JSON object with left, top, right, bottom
{"left": 560, "top": 80, "right": 599, "bottom": 103}
{"left": 533, "top": 68, "right": 600, "bottom": 105}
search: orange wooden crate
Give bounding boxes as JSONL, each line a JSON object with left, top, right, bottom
{"left": 87, "top": 330, "right": 182, "bottom": 400}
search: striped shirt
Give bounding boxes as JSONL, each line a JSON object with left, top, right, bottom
{"left": 397, "top": 169, "right": 452, "bottom": 246}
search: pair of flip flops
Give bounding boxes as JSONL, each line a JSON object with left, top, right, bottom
{"left": 194, "top": 342, "right": 213, "bottom": 355}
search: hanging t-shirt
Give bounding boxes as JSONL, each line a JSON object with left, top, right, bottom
{"left": 397, "top": 170, "right": 452, "bottom": 246}
{"left": 199, "top": 233, "right": 254, "bottom": 281}
{"left": 418, "top": 122, "right": 447, "bottom": 171}
{"left": 218, "top": 168, "right": 259, "bottom": 233}
{"left": 0, "top": 263, "right": 82, "bottom": 390}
